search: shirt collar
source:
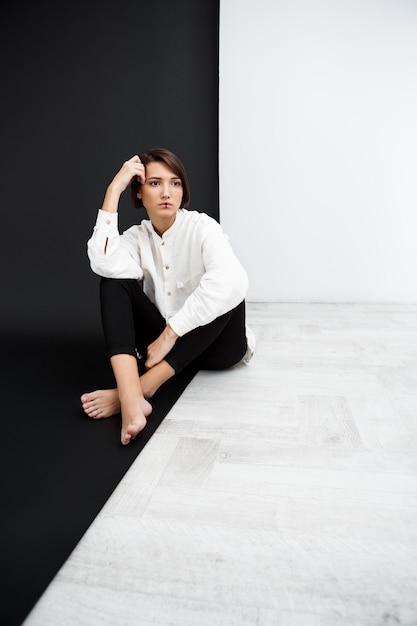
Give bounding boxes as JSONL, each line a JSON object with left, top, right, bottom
{"left": 144, "top": 208, "right": 186, "bottom": 241}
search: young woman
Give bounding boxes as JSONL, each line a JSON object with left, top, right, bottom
{"left": 81, "top": 148, "right": 255, "bottom": 445}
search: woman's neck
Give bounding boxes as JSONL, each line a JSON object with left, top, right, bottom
{"left": 151, "top": 214, "right": 177, "bottom": 237}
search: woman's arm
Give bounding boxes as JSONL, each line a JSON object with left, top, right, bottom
{"left": 144, "top": 324, "right": 179, "bottom": 370}
{"left": 87, "top": 156, "right": 146, "bottom": 278}
{"left": 143, "top": 215, "right": 248, "bottom": 370}
{"left": 101, "top": 156, "right": 145, "bottom": 214}
{"left": 168, "top": 216, "right": 249, "bottom": 337}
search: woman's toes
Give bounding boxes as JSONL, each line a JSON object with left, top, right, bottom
{"left": 121, "top": 432, "right": 131, "bottom": 445}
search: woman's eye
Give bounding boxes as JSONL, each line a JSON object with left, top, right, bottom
{"left": 172, "top": 181, "right": 181, "bottom": 187}
{"left": 150, "top": 181, "right": 159, "bottom": 186}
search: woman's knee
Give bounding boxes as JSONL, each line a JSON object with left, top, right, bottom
{"left": 99, "top": 277, "right": 138, "bottom": 297}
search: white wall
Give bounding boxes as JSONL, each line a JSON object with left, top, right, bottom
{"left": 219, "top": 0, "right": 417, "bottom": 302}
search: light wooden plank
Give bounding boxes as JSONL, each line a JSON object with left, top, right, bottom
{"left": 23, "top": 303, "right": 417, "bottom": 626}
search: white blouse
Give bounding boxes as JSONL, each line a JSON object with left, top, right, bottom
{"left": 87, "top": 209, "right": 252, "bottom": 352}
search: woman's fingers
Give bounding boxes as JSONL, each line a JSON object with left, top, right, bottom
{"left": 114, "top": 157, "right": 145, "bottom": 189}
{"left": 125, "top": 155, "right": 146, "bottom": 184}
{"left": 145, "top": 329, "right": 177, "bottom": 370}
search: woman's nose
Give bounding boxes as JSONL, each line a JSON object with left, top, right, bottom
{"left": 161, "top": 185, "right": 170, "bottom": 198}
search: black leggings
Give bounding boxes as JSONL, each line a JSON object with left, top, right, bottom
{"left": 99, "top": 278, "right": 248, "bottom": 375}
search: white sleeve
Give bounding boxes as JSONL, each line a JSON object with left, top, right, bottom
{"left": 168, "top": 217, "right": 248, "bottom": 336}
{"left": 86, "top": 210, "right": 143, "bottom": 279}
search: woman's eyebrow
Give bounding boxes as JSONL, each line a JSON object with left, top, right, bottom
{"left": 147, "top": 176, "right": 181, "bottom": 180}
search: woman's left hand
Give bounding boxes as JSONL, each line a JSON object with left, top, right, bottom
{"left": 145, "top": 325, "right": 178, "bottom": 369}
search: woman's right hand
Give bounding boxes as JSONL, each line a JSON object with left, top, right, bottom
{"left": 101, "top": 155, "right": 146, "bottom": 213}
{"left": 109, "top": 155, "right": 146, "bottom": 194}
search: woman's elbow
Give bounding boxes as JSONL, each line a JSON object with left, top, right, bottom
{"left": 236, "top": 269, "right": 249, "bottom": 297}
{"left": 227, "top": 271, "right": 248, "bottom": 304}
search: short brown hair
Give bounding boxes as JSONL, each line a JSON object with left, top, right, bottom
{"left": 131, "top": 147, "right": 191, "bottom": 209}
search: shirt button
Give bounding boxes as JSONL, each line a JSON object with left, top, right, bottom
{"left": 167, "top": 292, "right": 171, "bottom": 296}
{"left": 105, "top": 219, "right": 111, "bottom": 225}
{"left": 165, "top": 265, "right": 170, "bottom": 270}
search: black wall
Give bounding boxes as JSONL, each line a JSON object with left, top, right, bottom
{"left": 1, "top": 0, "right": 219, "bottom": 336}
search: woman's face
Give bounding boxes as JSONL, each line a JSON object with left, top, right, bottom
{"left": 137, "top": 161, "right": 183, "bottom": 230}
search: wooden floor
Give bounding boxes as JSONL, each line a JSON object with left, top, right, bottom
{"left": 24, "top": 303, "right": 417, "bottom": 626}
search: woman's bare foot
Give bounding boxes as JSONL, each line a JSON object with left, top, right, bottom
{"left": 80, "top": 389, "right": 120, "bottom": 419}
{"left": 81, "top": 357, "right": 174, "bottom": 445}
{"left": 80, "top": 372, "right": 159, "bottom": 419}
{"left": 119, "top": 390, "right": 152, "bottom": 445}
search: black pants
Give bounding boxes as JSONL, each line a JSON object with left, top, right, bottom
{"left": 100, "top": 278, "right": 248, "bottom": 375}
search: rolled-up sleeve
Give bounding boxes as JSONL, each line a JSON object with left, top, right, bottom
{"left": 87, "top": 210, "right": 143, "bottom": 279}
{"left": 168, "top": 217, "right": 248, "bottom": 336}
